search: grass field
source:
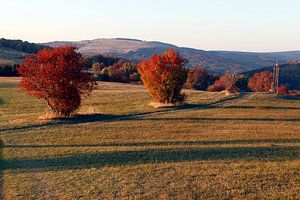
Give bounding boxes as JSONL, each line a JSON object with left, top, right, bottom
{"left": 0, "top": 77, "right": 299, "bottom": 199}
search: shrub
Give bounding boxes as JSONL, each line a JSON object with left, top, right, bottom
{"left": 18, "top": 46, "right": 95, "bottom": 117}
{"left": 220, "top": 72, "right": 240, "bottom": 93}
{"left": 248, "top": 71, "right": 273, "bottom": 92}
{"left": 207, "top": 80, "right": 225, "bottom": 92}
{"left": 138, "top": 48, "right": 188, "bottom": 104}
{"left": 278, "top": 85, "right": 289, "bottom": 95}
{"left": 208, "top": 72, "right": 240, "bottom": 93}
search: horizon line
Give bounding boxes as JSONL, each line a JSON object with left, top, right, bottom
{"left": 2, "top": 36, "right": 300, "bottom": 53}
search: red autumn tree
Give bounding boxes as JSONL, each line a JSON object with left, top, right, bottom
{"left": 278, "top": 85, "right": 289, "bottom": 95}
{"left": 138, "top": 48, "right": 188, "bottom": 104}
{"left": 220, "top": 72, "right": 240, "bottom": 93}
{"left": 248, "top": 71, "right": 273, "bottom": 92}
{"left": 207, "top": 79, "right": 225, "bottom": 92}
{"left": 18, "top": 46, "right": 95, "bottom": 117}
{"left": 208, "top": 72, "right": 240, "bottom": 93}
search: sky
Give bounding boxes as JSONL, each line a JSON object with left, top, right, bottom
{"left": 1, "top": 0, "right": 300, "bottom": 52}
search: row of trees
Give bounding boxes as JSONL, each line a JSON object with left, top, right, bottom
{"left": 93, "top": 60, "right": 140, "bottom": 83}
{"left": 0, "top": 38, "right": 47, "bottom": 53}
{"left": 18, "top": 47, "right": 289, "bottom": 117}
{"left": 0, "top": 64, "right": 18, "bottom": 76}
{"left": 184, "top": 67, "right": 288, "bottom": 94}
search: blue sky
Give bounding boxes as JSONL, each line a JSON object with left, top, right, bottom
{"left": 1, "top": 0, "right": 300, "bottom": 51}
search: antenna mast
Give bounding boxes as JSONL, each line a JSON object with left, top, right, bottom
{"left": 274, "top": 61, "right": 280, "bottom": 95}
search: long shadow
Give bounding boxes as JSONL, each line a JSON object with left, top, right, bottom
{"left": 133, "top": 117, "right": 300, "bottom": 122}
{"left": 0, "top": 140, "right": 4, "bottom": 199}
{"left": 0, "top": 109, "right": 187, "bottom": 132}
{"left": 1, "top": 112, "right": 299, "bottom": 133}
{"left": 2, "top": 146, "right": 299, "bottom": 171}
{"left": 2, "top": 93, "right": 298, "bottom": 133}
{"left": 0, "top": 98, "right": 4, "bottom": 105}
{"left": 3, "top": 114, "right": 298, "bottom": 133}
{"left": 0, "top": 114, "right": 119, "bottom": 132}
{"left": 224, "top": 105, "right": 300, "bottom": 110}
{"left": 278, "top": 95, "right": 300, "bottom": 101}
{"left": 4, "top": 138, "right": 300, "bottom": 149}
{"left": 0, "top": 94, "right": 244, "bottom": 133}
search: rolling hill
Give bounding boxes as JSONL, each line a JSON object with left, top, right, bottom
{"left": 1, "top": 37, "right": 300, "bottom": 74}
{"left": 45, "top": 38, "right": 300, "bottom": 73}
{"left": 0, "top": 38, "right": 48, "bottom": 65}
{"left": 0, "top": 47, "right": 29, "bottom": 65}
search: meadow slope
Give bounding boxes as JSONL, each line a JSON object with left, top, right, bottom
{"left": 0, "top": 77, "right": 299, "bottom": 199}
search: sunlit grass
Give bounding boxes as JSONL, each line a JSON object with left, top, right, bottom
{"left": 0, "top": 77, "right": 299, "bottom": 199}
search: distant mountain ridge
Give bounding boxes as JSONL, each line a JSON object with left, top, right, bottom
{"left": 0, "top": 38, "right": 48, "bottom": 65}
{"left": 1, "top": 37, "right": 300, "bottom": 74}
{"left": 44, "top": 38, "right": 177, "bottom": 55}
{"left": 45, "top": 38, "right": 300, "bottom": 73}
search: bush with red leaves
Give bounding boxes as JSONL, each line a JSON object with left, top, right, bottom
{"left": 138, "top": 48, "right": 188, "bottom": 104}
{"left": 18, "top": 46, "right": 95, "bottom": 117}
{"left": 277, "top": 85, "right": 289, "bottom": 95}
{"left": 208, "top": 72, "right": 240, "bottom": 93}
{"left": 248, "top": 71, "right": 273, "bottom": 92}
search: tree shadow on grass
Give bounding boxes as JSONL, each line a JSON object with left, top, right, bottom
{"left": 1, "top": 93, "right": 299, "bottom": 133}
{"left": 0, "top": 98, "right": 4, "bottom": 105}
{"left": 4, "top": 138, "right": 300, "bottom": 149}
{"left": 0, "top": 140, "right": 4, "bottom": 199}
{"left": 135, "top": 117, "right": 300, "bottom": 122}
{"left": 0, "top": 113, "right": 124, "bottom": 132}
{"left": 1, "top": 114, "right": 299, "bottom": 133}
{"left": 0, "top": 105, "right": 209, "bottom": 133}
{"left": 278, "top": 95, "right": 300, "bottom": 101}
{"left": 2, "top": 146, "right": 299, "bottom": 171}
{"left": 0, "top": 94, "right": 243, "bottom": 132}
{"left": 224, "top": 105, "right": 300, "bottom": 110}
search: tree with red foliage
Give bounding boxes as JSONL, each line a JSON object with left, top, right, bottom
{"left": 277, "top": 85, "right": 289, "bottom": 95}
{"left": 248, "top": 71, "right": 273, "bottom": 92}
{"left": 207, "top": 79, "right": 225, "bottom": 92}
{"left": 221, "top": 72, "right": 240, "bottom": 93}
{"left": 208, "top": 72, "right": 240, "bottom": 93}
{"left": 138, "top": 48, "right": 188, "bottom": 104}
{"left": 18, "top": 46, "right": 95, "bottom": 117}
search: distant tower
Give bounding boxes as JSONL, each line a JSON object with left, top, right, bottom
{"left": 272, "top": 63, "right": 276, "bottom": 92}
{"left": 273, "top": 61, "right": 280, "bottom": 95}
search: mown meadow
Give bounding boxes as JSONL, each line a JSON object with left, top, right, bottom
{"left": 0, "top": 77, "right": 299, "bottom": 199}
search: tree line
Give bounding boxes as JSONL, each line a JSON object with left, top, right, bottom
{"left": 0, "top": 38, "right": 47, "bottom": 54}
{"left": 17, "top": 47, "right": 290, "bottom": 118}
{"left": 1, "top": 46, "right": 293, "bottom": 93}
{"left": 0, "top": 63, "right": 18, "bottom": 76}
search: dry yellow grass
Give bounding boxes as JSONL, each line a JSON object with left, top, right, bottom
{"left": 0, "top": 77, "right": 299, "bottom": 199}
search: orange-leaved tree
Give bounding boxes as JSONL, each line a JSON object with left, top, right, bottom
{"left": 248, "top": 71, "right": 273, "bottom": 92}
{"left": 207, "top": 79, "right": 225, "bottom": 92}
{"left": 138, "top": 48, "right": 188, "bottom": 104}
{"left": 277, "top": 85, "right": 289, "bottom": 95}
{"left": 220, "top": 72, "right": 240, "bottom": 93}
{"left": 208, "top": 72, "right": 240, "bottom": 93}
{"left": 18, "top": 46, "right": 95, "bottom": 117}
